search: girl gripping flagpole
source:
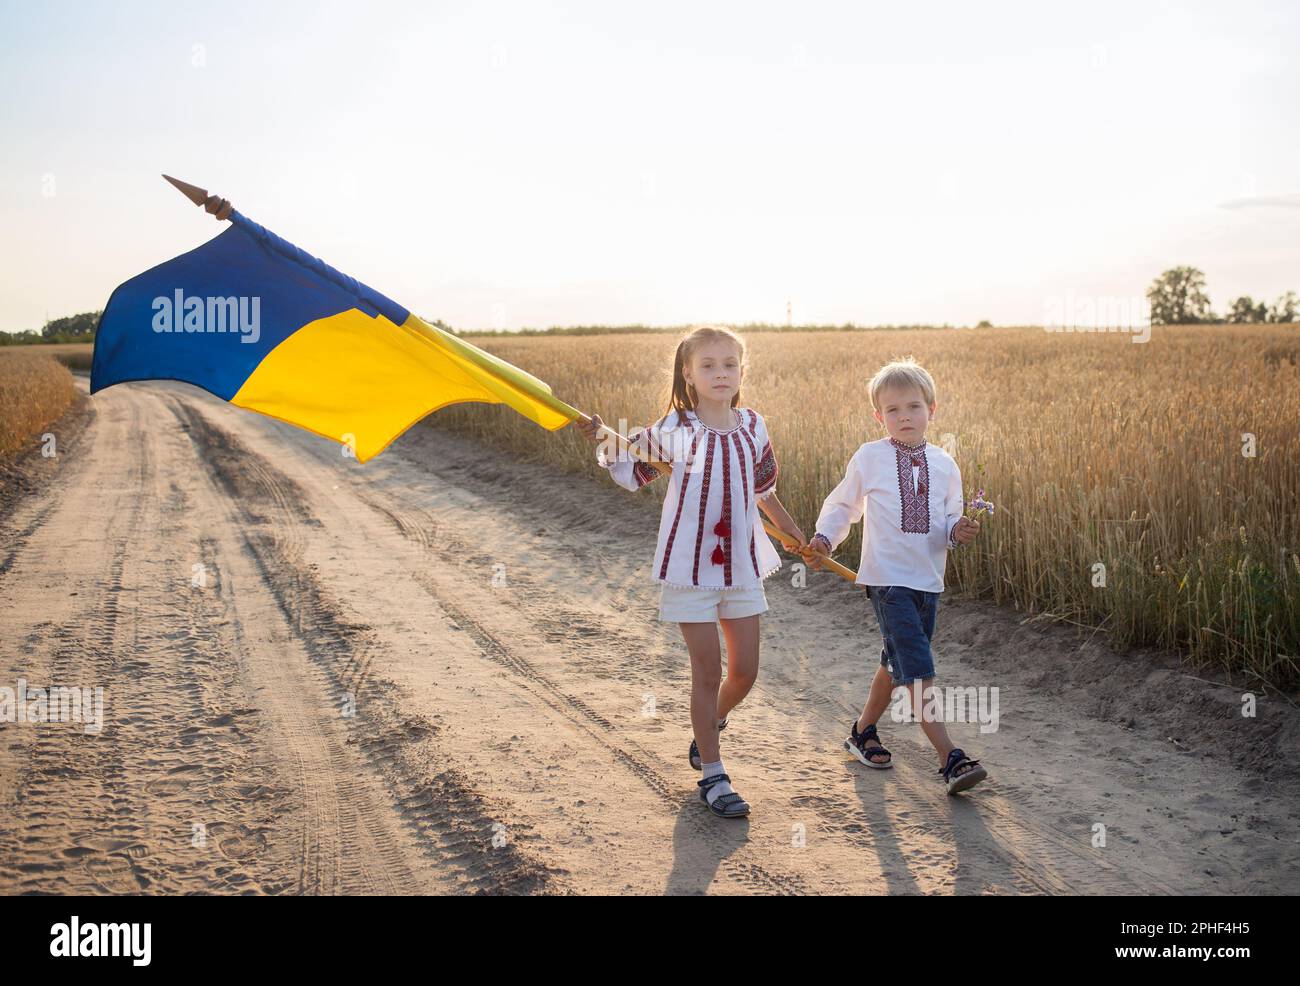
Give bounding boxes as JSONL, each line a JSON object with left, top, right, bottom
{"left": 574, "top": 326, "right": 805, "bottom": 819}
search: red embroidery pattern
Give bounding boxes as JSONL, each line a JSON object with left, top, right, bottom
{"left": 754, "top": 441, "right": 777, "bottom": 495}
{"left": 659, "top": 430, "right": 702, "bottom": 579}
{"left": 891, "top": 437, "right": 930, "bottom": 534}
{"left": 735, "top": 429, "right": 751, "bottom": 511}
{"left": 632, "top": 460, "right": 661, "bottom": 487}
{"left": 635, "top": 412, "right": 690, "bottom": 466}
{"left": 745, "top": 409, "right": 758, "bottom": 437}
{"left": 691, "top": 407, "right": 741, "bottom": 434}
{"left": 622, "top": 421, "right": 670, "bottom": 487}
{"left": 643, "top": 426, "right": 666, "bottom": 462}
{"left": 690, "top": 432, "right": 717, "bottom": 585}
{"left": 736, "top": 424, "right": 757, "bottom": 470}
{"left": 733, "top": 426, "right": 759, "bottom": 580}
{"left": 719, "top": 434, "right": 733, "bottom": 584}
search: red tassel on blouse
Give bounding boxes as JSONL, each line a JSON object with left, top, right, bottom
{"left": 711, "top": 519, "right": 730, "bottom": 566}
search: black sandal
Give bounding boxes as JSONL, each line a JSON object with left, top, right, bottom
{"left": 845, "top": 721, "right": 892, "bottom": 769}
{"left": 698, "top": 772, "right": 750, "bottom": 818}
{"left": 939, "top": 748, "right": 987, "bottom": 795}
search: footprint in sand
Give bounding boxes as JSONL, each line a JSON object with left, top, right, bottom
{"left": 205, "top": 822, "right": 268, "bottom": 860}
{"left": 82, "top": 845, "right": 150, "bottom": 892}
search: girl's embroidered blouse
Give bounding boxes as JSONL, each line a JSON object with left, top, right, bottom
{"left": 597, "top": 407, "right": 782, "bottom": 591}
{"left": 813, "top": 437, "right": 965, "bottom": 593}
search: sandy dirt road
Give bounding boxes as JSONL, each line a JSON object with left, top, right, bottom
{"left": 1, "top": 379, "right": 1296, "bottom": 895}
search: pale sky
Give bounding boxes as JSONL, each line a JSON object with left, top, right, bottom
{"left": 1, "top": 0, "right": 1297, "bottom": 333}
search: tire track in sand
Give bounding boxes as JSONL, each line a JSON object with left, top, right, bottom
{"left": 353, "top": 491, "right": 817, "bottom": 896}
{"left": 171, "top": 397, "right": 561, "bottom": 894}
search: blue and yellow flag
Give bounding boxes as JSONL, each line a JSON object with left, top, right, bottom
{"left": 92, "top": 203, "right": 577, "bottom": 462}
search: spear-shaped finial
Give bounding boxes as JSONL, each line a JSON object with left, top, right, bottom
{"left": 162, "top": 174, "right": 233, "bottom": 221}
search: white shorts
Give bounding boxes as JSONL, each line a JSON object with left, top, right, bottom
{"left": 658, "top": 584, "right": 769, "bottom": 623}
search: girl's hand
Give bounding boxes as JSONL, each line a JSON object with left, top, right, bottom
{"left": 782, "top": 525, "right": 807, "bottom": 552}
{"left": 573, "top": 413, "right": 605, "bottom": 444}
{"left": 802, "top": 535, "right": 830, "bottom": 570}
{"left": 952, "top": 516, "right": 981, "bottom": 544}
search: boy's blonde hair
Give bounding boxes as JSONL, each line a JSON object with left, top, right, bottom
{"left": 869, "top": 358, "right": 936, "bottom": 410}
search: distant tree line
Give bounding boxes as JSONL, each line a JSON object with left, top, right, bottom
{"left": 0, "top": 311, "right": 101, "bottom": 346}
{"left": 1147, "top": 267, "right": 1297, "bottom": 325}
{"left": 6, "top": 282, "right": 1293, "bottom": 345}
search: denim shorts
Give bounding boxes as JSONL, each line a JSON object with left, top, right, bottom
{"left": 867, "top": 585, "right": 939, "bottom": 685}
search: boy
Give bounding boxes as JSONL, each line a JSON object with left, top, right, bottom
{"left": 804, "top": 358, "right": 988, "bottom": 794}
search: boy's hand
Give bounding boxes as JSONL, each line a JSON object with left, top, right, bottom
{"left": 573, "top": 413, "right": 605, "bottom": 444}
{"left": 802, "top": 536, "right": 830, "bottom": 570}
{"left": 952, "top": 516, "right": 981, "bottom": 545}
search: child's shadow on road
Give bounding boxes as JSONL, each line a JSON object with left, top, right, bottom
{"left": 846, "top": 763, "right": 1015, "bottom": 895}
{"left": 664, "top": 801, "right": 752, "bottom": 895}
{"left": 658, "top": 767, "right": 1014, "bottom": 895}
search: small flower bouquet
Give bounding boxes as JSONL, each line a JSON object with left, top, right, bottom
{"left": 965, "top": 489, "right": 996, "bottom": 519}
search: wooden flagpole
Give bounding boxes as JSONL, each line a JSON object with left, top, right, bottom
{"left": 161, "top": 176, "right": 857, "bottom": 582}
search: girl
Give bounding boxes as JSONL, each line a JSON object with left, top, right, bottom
{"left": 574, "top": 325, "right": 806, "bottom": 818}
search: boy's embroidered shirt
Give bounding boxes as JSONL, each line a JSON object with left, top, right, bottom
{"left": 813, "top": 437, "right": 964, "bottom": 593}
{"left": 597, "top": 407, "right": 782, "bottom": 590}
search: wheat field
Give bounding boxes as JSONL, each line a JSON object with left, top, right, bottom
{"left": 0, "top": 350, "right": 77, "bottom": 456}
{"left": 5, "top": 330, "right": 1295, "bottom": 688}
{"left": 431, "top": 325, "right": 1300, "bottom": 690}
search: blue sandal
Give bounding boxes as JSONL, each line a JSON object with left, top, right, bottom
{"left": 940, "top": 748, "right": 987, "bottom": 795}
{"left": 698, "top": 772, "right": 750, "bottom": 818}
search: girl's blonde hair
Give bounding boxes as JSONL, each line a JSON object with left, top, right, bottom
{"left": 665, "top": 324, "right": 747, "bottom": 426}
{"left": 869, "top": 357, "right": 936, "bottom": 409}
